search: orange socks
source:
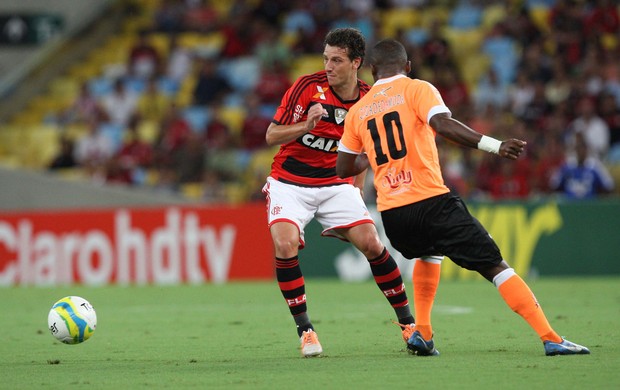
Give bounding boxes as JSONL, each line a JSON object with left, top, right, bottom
{"left": 413, "top": 257, "right": 442, "bottom": 340}
{"left": 494, "top": 268, "right": 562, "bottom": 343}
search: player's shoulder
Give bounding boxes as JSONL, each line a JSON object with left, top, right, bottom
{"left": 294, "top": 70, "right": 328, "bottom": 87}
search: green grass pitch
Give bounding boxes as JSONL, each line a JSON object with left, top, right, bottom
{"left": 2, "top": 277, "right": 619, "bottom": 389}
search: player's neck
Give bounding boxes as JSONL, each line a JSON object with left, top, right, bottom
{"left": 331, "top": 79, "right": 359, "bottom": 101}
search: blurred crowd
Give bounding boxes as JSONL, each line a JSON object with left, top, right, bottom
{"left": 46, "top": 0, "right": 620, "bottom": 202}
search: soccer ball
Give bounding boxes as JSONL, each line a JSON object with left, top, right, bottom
{"left": 48, "top": 296, "right": 97, "bottom": 344}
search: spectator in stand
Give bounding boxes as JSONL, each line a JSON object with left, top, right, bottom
{"left": 192, "top": 58, "right": 231, "bottom": 106}
{"left": 508, "top": 70, "right": 535, "bottom": 118}
{"left": 116, "top": 117, "right": 153, "bottom": 184}
{"left": 204, "top": 105, "right": 236, "bottom": 150}
{"left": 434, "top": 66, "right": 470, "bottom": 119}
{"left": 182, "top": 0, "right": 218, "bottom": 33}
{"left": 550, "top": 132, "right": 614, "bottom": 199}
{"left": 253, "top": 23, "right": 291, "bottom": 71}
{"left": 104, "top": 155, "right": 133, "bottom": 185}
{"left": 488, "top": 159, "right": 531, "bottom": 200}
{"left": 421, "top": 20, "right": 453, "bottom": 69}
{"left": 474, "top": 68, "right": 509, "bottom": 114}
{"left": 254, "top": 60, "right": 292, "bottom": 109}
{"left": 583, "top": 0, "right": 619, "bottom": 41}
{"left": 599, "top": 92, "right": 620, "bottom": 151}
{"left": 504, "top": 5, "right": 542, "bottom": 48}
{"left": 219, "top": 13, "right": 255, "bottom": 59}
{"left": 165, "top": 34, "right": 193, "bottom": 87}
{"left": 202, "top": 169, "right": 227, "bottom": 203}
{"left": 128, "top": 30, "right": 162, "bottom": 80}
{"left": 138, "top": 77, "right": 170, "bottom": 123}
{"left": 520, "top": 80, "right": 553, "bottom": 127}
{"left": 100, "top": 78, "right": 139, "bottom": 128}
{"left": 205, "top": 122, "right": 244, "bottom": 183}
{"left": 154, "top": 0, "right": 186, "bottom": 33}
{"left": 61, "top": 81, "right": 103, "bottom": 125}
{"left": 155, "top": 102, "right": 192, "bottom": 156}
{"left": 48, "top": 136, "right": 77, "bottom": 170}
{"left": 282, "top": 0, "right": 316, "bottom": 37}
{"left": 544, "top": 60, "right": 573, "bottom": 107}
{"left": 331, "top": 2, "right": 376, "bottom": 43}
{"left": 240, "top": 93, "right": 270, "bottom": 151}
{"left": 517, "top": 42, "right": 553, "bottom": 84}
{"left": 74, "top": 118, "right": 115, "bottom": 182}
{"left": 567, "top": 96, "right": 610, "bottom": 159}
{"left": 174, "top": 132, "right": 206, "bottom": 183}
{"left": 531, "top": 134, "right": 566, "bottom": 195}
{"left": 548, "top": 0, "right": 586, "bottom": 67}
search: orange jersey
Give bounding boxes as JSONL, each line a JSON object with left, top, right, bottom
{"left": 340, "top": 75, "right": 451, "bottom": 211}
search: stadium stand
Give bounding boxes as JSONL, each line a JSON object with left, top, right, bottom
{"left": 1, "top": 0, "right": 619, "bottom": 205}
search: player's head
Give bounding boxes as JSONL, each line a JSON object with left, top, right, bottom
{"left": 324, "top": 28, "right": 366, "bottom": 66}
{"left": 368, "top": 39, "right": 411, "bottom": 82}
{"left": 322, "top": 28, "right": 365, "bottom": 88}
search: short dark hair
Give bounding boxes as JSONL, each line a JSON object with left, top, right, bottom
{"left": 369, "top": 39, "right": 408, "bottom": 69}
{"left": 324, "top": 28, "right": 366, "bottom": 66}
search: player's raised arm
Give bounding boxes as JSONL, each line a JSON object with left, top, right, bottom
{"left": 429, "top": 112, "right": 527, "bottom": 160}
{"left": 265, "top": 103, "right": 327, "bottom": 146}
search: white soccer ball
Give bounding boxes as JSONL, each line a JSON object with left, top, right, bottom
{"left": 48, "top": 296, "right": 97, "bottom": 344}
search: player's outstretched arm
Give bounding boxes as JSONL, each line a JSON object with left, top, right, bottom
{"left": 429, "top": 113, "right": 526, "bottom": 160}
{"left": 265, "top": 103, "right": 327, "bottom": 146}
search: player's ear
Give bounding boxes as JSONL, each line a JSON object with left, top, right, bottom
{"left": 405, "top": 61, "right": 412, "bottom": 75}
{"left": 353, "top": 57, "right": 362, "bottom": 70}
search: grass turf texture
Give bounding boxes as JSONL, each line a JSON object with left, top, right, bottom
{"left": 2, "top": 277, "right": 618, "bottom": 389}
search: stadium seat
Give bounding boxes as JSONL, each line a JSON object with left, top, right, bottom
{"left": 528, "top": 6, "right": 551, "bottom": 33}
{"left": 448, "top": 1, "right": 483, "bottom": 30}
{"left": 27, "top": 133, "right": 60, "bottom": 169}
{"left": 137, "top": 120, "right": 159, "bottom": 143}
{"left": 380, "top": 8, "right": 421, "bottom": 38}
{"left": 290, "top": 54, "right": 324, "bottom": 82}
{"left": 183, "top": 105, "right": 212, "bottom": 134}
{"left": 218, "top": 106, "right": 246, "bottom": 137}
{"left": 443, "top": 27, "right": 485, "bottom": 66}
{"left": 219, "top": 57, "right": 261, "bottom": 93}
{"left": 420, "top": 6, "right": 451, "bottom": 28}
{"left": 180, "top": 182, "right": 205, "bottom": 200}
{"left": 461, "top": 54, "right": 491, "bottom": 93}
{"left": 481, "top": 4, "right": 507, "bottom": 32}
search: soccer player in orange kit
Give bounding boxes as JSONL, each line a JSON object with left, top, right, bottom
{"left": 337, "top": 39, "right": 590, "bottom": 357}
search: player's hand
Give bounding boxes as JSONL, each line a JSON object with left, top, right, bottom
{"left": 499, "top": 139, "right": 526, "bottom": 160}
{"left": 305, "top": 103, "right": 328, "bottom": 131}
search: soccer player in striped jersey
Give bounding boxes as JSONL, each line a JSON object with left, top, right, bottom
{"left": 263, "top": 28, "right": 415, "bottom": 357}
{"left": 336, "top": 39, "right": 590, "bottom": 357}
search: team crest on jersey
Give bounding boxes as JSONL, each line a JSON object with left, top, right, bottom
{"left": 313, "top": 85, "right": 327, "bottom": 100}
{"left": 334, "top": 108, "right": 347, "bottom": 124}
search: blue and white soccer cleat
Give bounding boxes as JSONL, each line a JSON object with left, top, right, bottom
{"left": 407, "top": 330, "right": 440, "bottom": 356}
{"left": 544, "top": 338, "right": 590, "bottom": 356}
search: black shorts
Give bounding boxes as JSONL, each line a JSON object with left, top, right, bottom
{"left": 380, "top": 193, "right": 502, "bottom": 270}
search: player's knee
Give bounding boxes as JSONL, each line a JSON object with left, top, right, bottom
{"left": 358, "top": 234, "right": 385, "bottom": 259}
{"left": 272, "top": 236, "right": 299, "bottom": 257}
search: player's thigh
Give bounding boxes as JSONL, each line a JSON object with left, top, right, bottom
{"left": 431, "top": 196, "right": 502, "bottom": 269}
{"left": 263, "top": 177, "right": 316, "bottom": 245}
{"left": 381, "top": 205, "right": 436, "bottom": 259}
{"left": 315, "top": 184, "right": 373, "bottom": 239}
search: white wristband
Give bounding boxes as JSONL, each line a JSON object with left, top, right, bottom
{"left": 477, "top": 135, "right": 502, "bottom": 154}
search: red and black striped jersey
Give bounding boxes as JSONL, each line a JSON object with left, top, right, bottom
{"left": 269, "top": 70, "right": 371, "bottom": 186}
